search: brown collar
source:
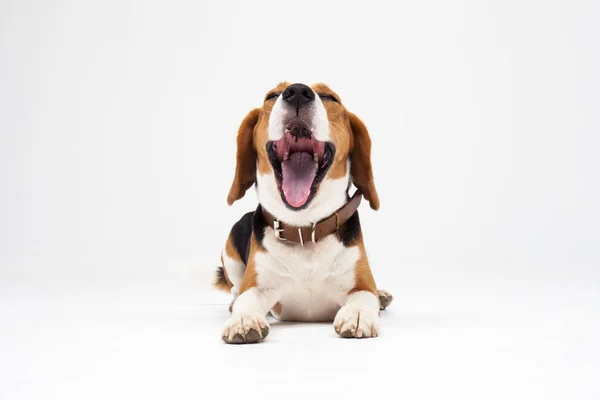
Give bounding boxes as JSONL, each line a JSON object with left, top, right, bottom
{"left": 261, "top": 190, "right": 363, "bottom": 245}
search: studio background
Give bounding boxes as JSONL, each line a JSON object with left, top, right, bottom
{"left": 1, "top": 1, "right": 599, "bottom": 399}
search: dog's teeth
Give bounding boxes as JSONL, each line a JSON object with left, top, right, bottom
{"left": 283, "top": 152, "right": 289, "bottom": 161}
{"left": 313, "top": 153, "right": 318, "bottom": 162}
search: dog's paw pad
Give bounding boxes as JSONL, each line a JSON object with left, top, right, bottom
{"left": 245, "top": 328, "right": 261, "bottom": 343}
{"left": 260, "top": 325, "right": 269, "bottom": 338}
{"left": 222, "top": 314, "right": 270, "bottom": 344}
{"left": 232, "top": 333, "right": 245, "bottom": 344}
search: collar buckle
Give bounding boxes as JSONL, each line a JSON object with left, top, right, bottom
{"left": 273, "top": 220, "right": 287, "bottom": 241}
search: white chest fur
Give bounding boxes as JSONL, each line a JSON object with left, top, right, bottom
{"left": 254, "top": 227, "right": 360, "bottom": 322}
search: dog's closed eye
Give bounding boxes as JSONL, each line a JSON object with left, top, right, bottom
{"left": 317, "top": 93, "right": 339, "bottom": 103}
{"left": 265, "top": 92, "right": 281, "bottom": 102}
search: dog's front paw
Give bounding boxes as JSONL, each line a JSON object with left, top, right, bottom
{"left": 333, "top": 306, "right": 379, "bottom": 338}
{"left": 222, "top": 313, "right": 270, "bottom": 344}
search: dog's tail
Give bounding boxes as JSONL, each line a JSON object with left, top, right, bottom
{"left": 214, "top": 264, "right": 233, "bottom": 293}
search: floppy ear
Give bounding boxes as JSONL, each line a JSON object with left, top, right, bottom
{"left": 348, "top": 112, "right": 380, "bottom": 210}
{"left": 227, "top": 108, "right": 261, "bottom": 205}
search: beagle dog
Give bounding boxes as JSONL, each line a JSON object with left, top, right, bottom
{"left": 215, "top": 82, "right": 392, "bottom": 344}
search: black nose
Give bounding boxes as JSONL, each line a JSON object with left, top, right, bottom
{"left": 282, "top": 83, "right": 315, "bottom": 110}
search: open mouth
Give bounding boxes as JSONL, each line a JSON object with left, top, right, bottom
{"left": 267, "top": 121, "right": 335, "bottom": 209}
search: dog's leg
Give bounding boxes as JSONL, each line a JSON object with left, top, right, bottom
{"left": 334, "top": 240, "right": 381, "bottom": 338}
{"left": 220, "top": 249, "right": 246, "bottom": 304}
{"left": 333, "top": 290, "right": 380, "bottom": 338}
{"left": 221, "top": 287, "right": 279, "bottom": 344}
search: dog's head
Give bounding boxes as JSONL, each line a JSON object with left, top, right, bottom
{"left": 227, "top": 82, "right": 379, "bottom": 224}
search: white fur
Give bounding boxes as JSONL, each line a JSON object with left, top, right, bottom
{"left": 222, "top": 288, "right": 278, "bottom": 343}
{"left": 267, "top": 97, "right": 286, "bottom": 141}
{"left": 267, "top": 89, "right": 330, "bottom": 142}
{"left": 231, "top": 287, "right": 279, "bottom": 315}
{"left": 333, "top": 291, "right": 380, "bottom": 338}
{"left": 255, "top": 231, "right": 361, "bottom": 322}
{"left": 222, "top": 233, "right": 366, "bottom": 342}
{"left": 311, "top": 95, "right": 330, "bottom": 141}
{"left": 222, "top": 313, "right": 269, "bottom": 343}
{"left": 220, "top": 250, "right": 245, "bottom": 296}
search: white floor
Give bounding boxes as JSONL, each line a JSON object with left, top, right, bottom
{"left": 1, "top": 267, "right": 599, "bottom": 400}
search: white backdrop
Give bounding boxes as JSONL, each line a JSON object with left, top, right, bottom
{"left": 2, "top": 1, "right": 600, "bottom": 399}
{"left": 2, "top": 0, "right": 598, "bottom": 285}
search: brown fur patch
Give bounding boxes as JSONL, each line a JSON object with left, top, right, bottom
{"left": 348, "top": 112, "right": 380, "bottom": 210}
{"left": 224, "top": 234, "right": 243, "bottom": 263}
{"left": 327, "top": 115, "right": 352, "bottom": 179}
{"left": 227, "top": 108, "right": 261, "bottom": 205}
{"left": 348, "top": 233, "right": 378, "bottom": 296}
{"left": 255, "top": 108, "right": 274, "bottom": 176}
{"left": 238, "top": 234, "right": 266, "bottom": 294}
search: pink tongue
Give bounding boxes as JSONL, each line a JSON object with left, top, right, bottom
{"left": 281, "top": 152, "right": 317, "bottom": 207}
